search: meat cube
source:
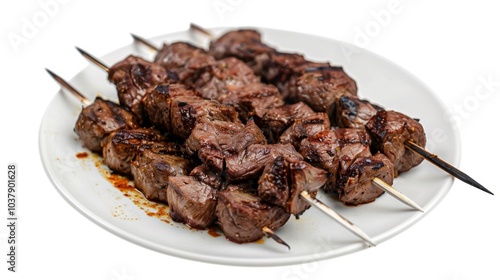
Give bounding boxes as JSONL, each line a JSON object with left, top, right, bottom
{"left": 101, "top": 128, "right": 167, "bottom": 175}
{"left": 335, "top": 95, "right": 382, "bottom": 128}
{"left": 167, "top": 176, "right": 218, "bottom": 229}
{"left": 74, "top": 97, "right": 139, "bottom": 153}
{"left": 259, "top": 102, "right": 315, "bottom": 143}
{"left": 365, "top": 110, "right": 426, "bottom": 174}
{"left": 131, "top": 149, "right": 192, "bottom": 203}
{"left": 216, "top": 184, "right": 290, "bottom": 244}
{"left": 279, "top": 112, "right": 331, "bottom": 149}
{"left": 337, "top": 153, "right": 394, "bottom": 205}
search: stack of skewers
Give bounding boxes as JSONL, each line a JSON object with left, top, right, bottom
{"left": 45, "top": 24, "right": 493, "bottom": 249}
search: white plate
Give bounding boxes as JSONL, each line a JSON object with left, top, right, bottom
{"left": 39, "top": 27, "right": 458, "bottom": 266}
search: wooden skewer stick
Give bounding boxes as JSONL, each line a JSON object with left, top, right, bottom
{"left": 300, "top": 191, "right": 376, "bottom": 247}
{"left": 130, "top": 33, "right": 159, "bottom": 52}
{"left": 405, "top": 141, "right": 493, "bottom": 195}
{"left": 75, "top": 46, "right": 109, "bottom": 72}
{"left": 45, "top": 68, "right": 91, "bottom": 106}
{"left": 188, "top": 23, "right": 493, "bottom": 196}
{"left": 262, "top": 226, "right": 290, "bottom": 250}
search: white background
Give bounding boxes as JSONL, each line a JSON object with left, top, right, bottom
{"left": 1, "top": 0, "right": 499, "bottom": 279}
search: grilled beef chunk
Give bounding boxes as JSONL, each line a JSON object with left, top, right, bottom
{"left": 258, "top": 156, "right": 328, "bottom": 216}
{"left": 217, "top": 82, "right": 284, "bottom": 121}
{"left": 74, "top": 97, "right": 139, "bottom": 152}
{"left": 263, "top": 52, "right": 329, "bottom": 101}
{"left": 279, "top": 112, "right": 331, "bottom": 149}
{"left": 195, "top": 57, "right": 261, "bottom": 100}
{"left": 225, "top": 143, "right": 303, "bottom": 181}
{"left": 335, "top": 95, "right": 382, "bottom": 128}
{"left": 154, "top": 42, "right": 215, "bottom": 86}
{"left": 185, "top": 119, "right": 266, "bottom": 172}
{"left": 142, "top": 83, "right": 200, "bottom": 134}
{"left": 257, "top": 156, "right": 289, "bottom": 208}
{"left": 167, "top": 176, "right": 218, "bottom": 229}
{"left": 131, "top": 149, "right": 192, "bottom": 203}
{"left": 337, "top": 153, "right": 394, "bottom": 205}
{"left": 259, "top": 102, "right": 315, "bottom": 143}
{"left": 101, "top": 128, "right": 167, "bottom": 174}
{"left": 216, "top": 184, "right": 290, "bottom": 244}
{"left": 296, "top": 66, "right": 358, "bottom": 120}
{"left": 108, "top": 55, "right": 170, "bottom": 122}
{"left": 208, "top": 29, "right": 274, "bottom": 75}
{"left": 299, "top": 128, "right": 372, "bottom": 193}
{"left": 287, "top": 161, "right": 328, "bottom": 216}
{"left": 365, "top": 110, "right": 426, "bottom": 174}
{"left": 189, "top": 164, "right": 223, "bottom": 190}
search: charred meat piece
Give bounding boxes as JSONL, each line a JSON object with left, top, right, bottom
{"left": 208, "top": 29, "right": 275, "bottom": 75}
{"left": 258, "top": 156, "right": 328, "bottom": 216}
{"left": 185, "top": 119, "right": 266, "bottom": 172}
{"left": 154, "top": 42, "right": 215, "bottom": 87}
{"left": 189, "top": 164, "right": 223, "bottom": 190}
{"left": 299, "top": 128, "right": 372, "bottom": 193}
{"left": 101, "top": 128, "right": 167, "bottom": 175}
{"left": 279, "top": 112, "right": 331, "bottom": 149}
{"left": 287, "top": 161, "right": 328, "bottom": 216}
{"left": 335, "top": 95, "right": 383, "bottom": 128}
{"left": 264, "top": 51, "right": 329, "bottom": 101}
{"left": 194, "top": 57, "right": 260, "bottom": 100}
{"left": 74, "top": 97, "right": 139, "bottom": 152}
{"left": 131, "top": 148, "right": 192, "bottom": 203}
{"left": 142, "top": 83, "right": 200, "bottom": 134}
{"left": 296, "top": 66, "right": 358, "bottom": 120}
{"left": 337, "top": 153, "right": 394, "bottom": 205}
{"left": 218, "top": 82, "right": 284, "bottom": 121}
{"left": 365, "top": 110, "right": 426, "bottom": 174}
{"left": 216, "top": 184, "right": 290, "bottom": 244}
{"left": 108, "top": 55, "right": 170, "bottom": 122}
{"left": 225, "top": 143, "right": 303, "bottom": 181}
{"left": 259, "top": 102, "right": 315, "bottom": 143}
{"left": 167, "top": 176, "right": 218, "bottom": 229}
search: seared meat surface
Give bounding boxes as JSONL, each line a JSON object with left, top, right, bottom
{"left": 208, "top": 29, "right": 274, "bottom": 75}
{"left": 366, "top": 110, "right": 426, "bottom": 174}
{"left": 279, "top": 112, "right": 331, "bottom": 149}
{"left": 74, "top": 97, "right": 139, "bottom": 152}
{"left": 296, "top": 66, "right": 358, "bottom": 120}
{"left": 101, "top": 128, "right": 167, "bottom": 174}
{"left": 335, "top": 95, "right": 383, "bottom": 128}
{"left": 337, "top": 153, "right": 394, "bottom": 205}
{"left": 167, "top": 176, "right": 218, "bottom": 229}
{"left": 131, "top": 148, "right": 192, "bottom": 203}
{"left": 216, "top": 184, "right": 290, "bottom": 244}
{"left": 108, "top": 55, "right": 170, "bottom": 122}
{"left": 299, "top": 128, "right": 372, "bottom": 194}
{"left": 154, "top": 42, "right": 215, "bottom": 86}
{"left": 259, "top": 102, "right": 315, "bottom": 143}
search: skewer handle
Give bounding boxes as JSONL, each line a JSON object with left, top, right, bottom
{"left": 405, "top": 141, "right": 493, "bottom": 195}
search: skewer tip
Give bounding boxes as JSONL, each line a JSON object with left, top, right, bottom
{"left": 262, "top": 226, "right": 290, "bottom": 250}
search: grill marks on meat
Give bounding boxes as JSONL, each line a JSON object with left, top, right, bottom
{"left": 335, "top": 95, "right": 383, "bottom": 129}
{"left": 299, "top": 128, "right": 372, "bottom": 195}
{"left": 101, "top": 127, "right": 168, "bottom": 175}
{"left": 185, "top": 119, "right": 266, "bottom": 172}
{"left": 108, "top": 55, "right": 171, "bottom": 122}
{"left": 167, "top": 176, "right": 218, "bottom": 229}
{"left": 296, "top": 66, "right": 358, "bottom": 120}
{"left": 366, "top": 110, "right": 426, "bottom": 174}
{"left": 216, "top": 184, "right": 290, "bottom": 244}
{"left": 208, "top": 29, "right": 274, "bottom": 75}
{"left": 279, "top": 112, "right": 331, "bottom": 149}
{"left": 143, "top": 83, "right": 240, "bottom": 139}
{"left": 74, "top": 97, "right": 139, "bottom": 152}
{"left": 154, "top": 42, "right": 215, "bottom": 87}
{"left": 338, "top": 153, "right": 394, "bottom": 205}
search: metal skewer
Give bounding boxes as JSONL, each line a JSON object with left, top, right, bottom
{"left": 188, "top": 22, "right": 493, "bottom": 196}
